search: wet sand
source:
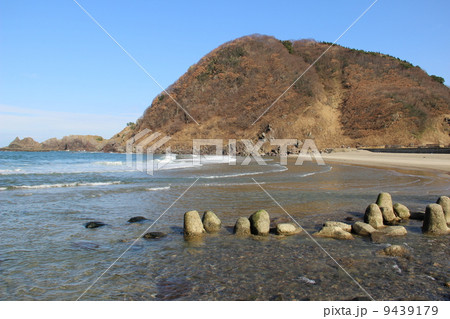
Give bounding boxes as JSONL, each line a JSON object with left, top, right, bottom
{"left": 318, "top": 150, "right": 450, "bottom": 173}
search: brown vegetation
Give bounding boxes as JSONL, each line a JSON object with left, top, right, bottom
{"left": 120, "top": 34, "right": 449, "bottom": 152}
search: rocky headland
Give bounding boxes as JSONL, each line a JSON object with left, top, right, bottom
{"left": 2, "top": 35, "right": 450, "bottom": 154}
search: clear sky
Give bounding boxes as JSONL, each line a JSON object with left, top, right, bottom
{"left": 1, "top": 0, "right": 449, "bottom": 147}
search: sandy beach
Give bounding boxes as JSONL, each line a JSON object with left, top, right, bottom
{"left": 319, "top": 150, "right": 450, "bottom": 173}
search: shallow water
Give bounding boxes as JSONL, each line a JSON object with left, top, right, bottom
{"left": 0, "top": 151, "right": 448, "bottom": 300}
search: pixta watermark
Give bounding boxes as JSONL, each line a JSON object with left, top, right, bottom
{"left": 126, "top": 130, "right": 325, "bottom": 175}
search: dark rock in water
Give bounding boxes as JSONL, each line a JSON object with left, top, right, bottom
{"left": 143, "top": 232, "right": 167, "bottom": 239}
{"left": 71, "top": 241, "right": 100, "bottom": 250}
{"left": 410, "top": 212, "right": 425, "bottom": 220}
{"left": 344, "top": 216, "right": 355, "bottom": 222}
{"left": 84, "top": 221, "right": 106, "bottom": 229}
{"left": 128, "top": 216, "right": 148, "bottom": 223}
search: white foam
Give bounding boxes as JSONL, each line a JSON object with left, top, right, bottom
{"left": 10, "top": 181, "right": 121, "bottom": 189}
{"left": 0, "top": 187, "right": 7, "bottom": 191}
{"left": 0, "top": 168, "right": 23, "bottom": 175}
{"left": 298, "top": 172, "right": 316, "bottom": 177}
{"left": 203, "top": 166, "right": 288, "bottom": 179}
{"left": 146, "top": 186, "right": 171, "bottom": 191}
{"left": 298, "top": 166, "right": 332, "bottom": 178}
{"left": 200, "top": 182, "right": 266, "bottom": 187}
{"left": 93, "top": 161, "right": 124, "bottom": 166}
{"left": 298, "top": 276, "right": 316, "bottom": 285}
{"left": 152, "top": 154, "right": 235, "bottom": 171}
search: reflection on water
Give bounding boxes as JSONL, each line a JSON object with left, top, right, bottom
{"left": 0, "top": 152, "right": 449, "bottom": 300}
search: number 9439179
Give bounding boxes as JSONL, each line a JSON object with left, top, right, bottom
{"left": 383, "top": 306, "right": 438, "bottom": 316}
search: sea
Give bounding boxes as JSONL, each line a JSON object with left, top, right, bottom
{"left": 0, "top": 151, "right": 448, "bottom": 300}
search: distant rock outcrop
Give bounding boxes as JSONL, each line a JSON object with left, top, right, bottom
{"left": 1, "top": 135, "right": 107, "bottom": 152}
{"left": 4, "top": 137, "right": 42, "bottom": 151}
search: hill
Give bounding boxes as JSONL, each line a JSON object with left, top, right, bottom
{"left": 104, "top": 34, "right": 450, "bottom": 153}
{"left": 4, "top": 35, "right": 450, "bottom": 154}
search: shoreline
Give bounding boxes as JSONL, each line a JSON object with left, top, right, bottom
{"left": 316, "top": 150, "right": 450, "bottom": 173}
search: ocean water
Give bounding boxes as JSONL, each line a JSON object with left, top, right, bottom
{"left": 0, "top": 151, "right": 448, "bottom": 300}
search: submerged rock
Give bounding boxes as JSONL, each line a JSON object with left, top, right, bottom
{"left": 393, "top": 203, "right": 410, "bottom": 219}
{"left": 410, "top": 212, "right": 425, "bottom": 220}
{"left": 276, "top": 223, "right": 301, "bottom": 236}
{"left": 313, "top": 226, "right": 354, "bottom": 240}
{"left": 202, "top": 211, "right": 221, "bottom": 233}
{"left": 84, "top": 221, "right": 106, "bottom": 229}
{"left": 370, "top": 226, "right": 407, "bottom": 243}
{"left": 71, "top": 241, "right": 100, "bottom": 250}
{"left": 352, "top": 221, "right": 376, "bottom": 236}
{"left": 422, "top": 204, "right": 449, "bottom": 235}
{"left": 436, "top": 196, "right": 450, "bottom": 224}
{"left": 183, "top": 210, "right": 205, "bottom": 237}
{"left": 249, "top": 209, "right": 270, "bottom": 236}
{"left": 378, "top": 225, "right": 407, "bottom": 236}
{"left": 364, "top": 203, "right": 384, "bottom": 229}
{"left": 128, "top": 216, "right": 148, "bottom": 223}
{"left": 376, "top": 192, "right": 399, "bottom": 223}
{"left": 323, "top": 221, "right": 352, "bottom": 232}
{"left": 234, "top": 217, "right": 251, "bottom": 236}
{"left": 378, "top": 245, "right": 410, "bottom": 258}
{"left": 143, "top": 232, "right": 167, "bottom": 239}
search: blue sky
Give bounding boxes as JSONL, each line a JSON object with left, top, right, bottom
{"left": 1, "top": 0, "right": 449, "bottom": 147}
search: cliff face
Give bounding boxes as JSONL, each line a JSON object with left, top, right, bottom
{"left": 113, "top": 34, "right": 450, "bottom": 152}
